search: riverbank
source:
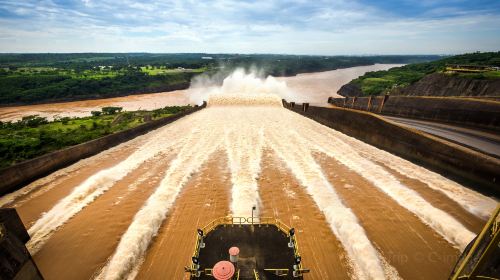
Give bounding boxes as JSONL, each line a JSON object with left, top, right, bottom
{"left": 338, "top": 52, "right": 500, "bottom": 97}
{"left": 0, "top": 81, "right": 191, "bottom": 107}
{"left": 0, "top": 105, "right": 192, "bottom": 169}
{"left": 0, "top": 64, "right": 403, "bottom": 121}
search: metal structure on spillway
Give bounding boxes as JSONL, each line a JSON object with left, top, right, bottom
{"left": 0, "top": 204, "right": 499, "bottom": 279}
{"left": 449, "top": 205, "right": 500, "bottom": 280}
{"left": 185, "top": 208, "right": 310, "bottom": 280}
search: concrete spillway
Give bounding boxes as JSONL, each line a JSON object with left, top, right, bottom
{"left": 0, "top": 92, "right": 497, "bottom": 280}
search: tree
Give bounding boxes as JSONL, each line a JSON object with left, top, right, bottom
{"left": 60, "top": 117, "right": 70, "bottom": 125}
{"left": 101, "top": 106, "right": 123, "bottom": 115}
{"left": 20, "top": 115, "right": 48, "bottom": 127}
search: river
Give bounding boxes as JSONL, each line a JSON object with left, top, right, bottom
{"left": 0, "top": 64, "right": 402, "bottom": 121}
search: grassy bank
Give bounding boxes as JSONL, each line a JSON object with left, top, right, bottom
{"left": 348, "top": 52, "right": 500, "bottom": 96}
{"left": 0, "top": 105, "right": 190, "bottom": 169}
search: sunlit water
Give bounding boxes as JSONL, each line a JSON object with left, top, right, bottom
{"left": 0, "top": 64, "right": 401, "bottom": 121}
{"left": 1, "top": 69, "right": 496, "bottom": 280}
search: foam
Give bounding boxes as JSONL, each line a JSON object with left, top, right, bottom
{"left": 26, "top": 119, "right": 193, "bottom": 254}
{"left": 195, "top": 68, "right": 290, "bottom": 108}
{"left": 285, "top": 111, "right": 477, "bottom": 250}
{"left": 338, "top": 135, "right": 497, "bottom": 219}
{"left": 208, "top": 93, "right": 283, "bottom": 107}
{"left": 223, "top": 114, "right": 265, "bottom": 216}
{"left": 265, "top": 126, "right": 392, "bottom": 279}
{"left": 96, "top": 115, "right": 223, "bottom": 280}
{"left": 19, "top": 69, "right": 487, "bottom": 279}
{"left": 293, "top": 111, "right": 496, "bottom": 220}
{"left": 0, "top": 135, "right": 147, "bottom": 208}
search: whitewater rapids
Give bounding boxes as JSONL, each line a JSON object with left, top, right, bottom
{"left": 3, "top": 75, "right": 497, "bottom": 279}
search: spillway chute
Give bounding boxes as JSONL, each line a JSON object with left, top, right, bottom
{"left": 207, "top": 94, "right": 283, "bottom": 107}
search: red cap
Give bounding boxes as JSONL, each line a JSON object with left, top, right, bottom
{"left": 212, "top": 261, "right": 235, "bottom": 280}
{"left": 229, "top": 247, "right": 240, "bottom": 256}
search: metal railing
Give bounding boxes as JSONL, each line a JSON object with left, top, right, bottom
{"left": 185, "top": 216, "right": 309, "bottom": 278}
{"left": 264, "top": 269, "right": 289, "bottom": 276}
{"left": 254, "top": 269, "right": 260, "bottom": 280}
{"left": 450, "top": 204, "right": 500, "bottom": 280}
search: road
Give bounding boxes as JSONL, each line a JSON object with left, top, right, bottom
{"left": 384, "top": 116, "right": 500, "bottom": 158}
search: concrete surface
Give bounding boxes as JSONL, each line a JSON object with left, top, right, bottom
{"left": 384, "top": 116, "right": 500, "bottom": 158}
{"left": 285, "top": 100, "right": 500, "bottom": 195}
{"left": 328, "top": 96, "right": 500, "bottom": 132}
{"left": 0, "top": 208, "right": 44, "bottom": 280}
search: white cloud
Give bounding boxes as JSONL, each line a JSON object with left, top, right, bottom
{"left": 0, "top": 0, "right": 498, "bottom": 54}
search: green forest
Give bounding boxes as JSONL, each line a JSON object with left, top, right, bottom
{"left": 0, "top": 105, "right": 190, "bottom": 169}
{"left": 348, "top": 52, "right": 500, "bottom": 96}
{"left": 0, "top": 53, "right": 440, "bottom": 105}
{"left": 0, "top": 66, "right": 197, "bottom": 105}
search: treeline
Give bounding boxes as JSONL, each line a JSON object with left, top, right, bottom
{"left": 0, "top": 53, "right": 212, "bottom": 70}
{"left": 0, "top": 53, "right": 441, "bottom": 72}
{"left": 210, "top": 54, "right": 441, "bottom": 76}
{"left": 345, "top": 52, "right": 500, "bottom": 96}
{"left": 0, "top": 53, "right": 442, "bottom": 105}
{"left": 0, "top": 69, "right": 194, "bottom": 104}
{"left": 0, "top": 53, "right": 442, "bottom": 77}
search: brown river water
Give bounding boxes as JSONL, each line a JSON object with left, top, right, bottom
{"left": 0, "top": 65, "right": 496, "bottom": 280}
{"left": 0, "top": 64, "right": 401, "bottom": 121}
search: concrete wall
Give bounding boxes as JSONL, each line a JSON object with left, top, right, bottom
{"left": 353, "top": 97, "right": 369, "bottom": 110}
{"left": 329, "top": 95, "right": 500, "bottom": 131}
{"left": 1, "top": 208, "right": 44, "bottom": 279}
{"left": 368, "top": 96, "right": 385, "bottom": 113}
{"left": 328, "top": 97, "right": 345, "bottom": 107}
{"left": 284, "top": 101, "right": 500, "bottom": 194}
{"left": 0, "top": 103, "right": 206, "bottom": 196}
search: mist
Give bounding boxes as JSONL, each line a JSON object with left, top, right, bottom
{"left": 188, "top": 68, "right": 305, "bottom": 105}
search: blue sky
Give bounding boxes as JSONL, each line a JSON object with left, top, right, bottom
{"left": 0, "top": 0, "right": 499, "bottom": 54}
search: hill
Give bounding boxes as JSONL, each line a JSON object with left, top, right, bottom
{"left": 338, "top": 52, "right": 500, "bottom": 97}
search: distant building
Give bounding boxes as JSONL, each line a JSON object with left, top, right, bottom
{"left": 445, "top": 64, "right": 496, "bottom": 73}
{"left": 201, "top": 56, "right": 213, "bottom": 60}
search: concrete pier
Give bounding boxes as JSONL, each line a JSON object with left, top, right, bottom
{"left": 0, "top": 208, "right": 44, "bottom": 280}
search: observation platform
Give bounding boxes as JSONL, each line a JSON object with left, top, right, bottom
{"left": 185, "top": 216, "right": 310, "bottom": 279}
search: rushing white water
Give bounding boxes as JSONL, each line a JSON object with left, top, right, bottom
{"left": 97, "top": 115, "right": 224, "bottom": 280}
{"left": 342, "top": 138, "right": 497, "bottom": 219}
{"left": 18, "top": 69, "right": 496, "bottom": 280}
{"left": 94, "top": 97, "right": 401, "bottom": 279}
{"left": 265, "top": 126, "right": 397, "bottom": 279}
{"left": 224, "top": 122, "right": 265, "bottom": 216}
{"left": 26, "top": 122, "right": 191, "bottom": 254}
{"left": 0, "top": 136, "right": 148, "bottom": 208}
{"left": 190, "top": 68, "right": 292, "bottom": 105}
{"left": 288, "top": 115, "right": 476, "bottom": 249}
{"left": 293, "top": 113, "right": 497, "bottom": 220}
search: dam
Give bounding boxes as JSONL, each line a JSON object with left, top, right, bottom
{"left": 0, "top": 73, "right": 497, "bottom": 280}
